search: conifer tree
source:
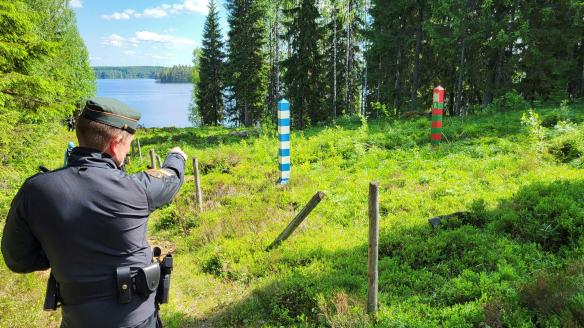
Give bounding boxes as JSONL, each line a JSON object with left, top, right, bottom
{"left": 322, "top": 0, "right": 363, "bottom": 119}
{"left": 225, "top": 0, "right": 269, "bottom": 127}
{"left": 196, "top": 0, "right": 225, "bottom": 126}
{"left": 266, "top": 1, "right": 282, "bottom": 118}
{"left": 282, "top": 0, "right": 324, "bottom": 129}
{"left": 0, "top": 0, "right": 94, "bottom": 159}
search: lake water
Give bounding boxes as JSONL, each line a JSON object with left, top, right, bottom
{"left": 96, "top": 79, "right": 193, "bottom": 128}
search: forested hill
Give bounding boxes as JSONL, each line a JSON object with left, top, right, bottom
{"left": 157, "top": 65, "right": 194, "bottom": 83}
{"left": 93, "top": 65, "right": 194, "bottom": 83}
{"left": 93, "top": 66, "right": 165, "bottom": 79}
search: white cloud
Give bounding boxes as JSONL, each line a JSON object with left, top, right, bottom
{"left": 101, "top": 31, "right": 195, "bottom": 50}
{"left": 102, "top": 9, "right": 135, "bottom": 20}
{"left": 170, "top": 0, "right": 207, "bottom": 15}
{"left": 134, "top": 31, "right": 195, "bottom": 46}
{"left": 69, "top": 0, "right": 82, "bottom": 9}
{"left": 137, "top": 8, "right": 168, "bottom": 18}
{"left": 101, "top": 0, "right": 207, "bottom": 20}
{"left": 101, "top": 34, "right": 125, "bottom": 47}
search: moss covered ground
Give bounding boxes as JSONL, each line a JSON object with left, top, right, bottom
{"left": 1, "top": 105, "right": 583, "bottom": 327}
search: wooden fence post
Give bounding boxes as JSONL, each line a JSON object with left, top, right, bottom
{"left": 367, "top": 181, "right": 379, "bottom": 315}
{"left": 267, "top": 191, "right": 325, "bottom": 250}
{"left": 137, "top": 139, "right": 143, "bottom": 162}
{"left": 193, "top": 157, "right": 203, "bottom": 212}
{"left": 156, "top": 154, "right": 162, "bottom": 169}
{"left": 149, "top": 149, "right": 156, "bottom": 169}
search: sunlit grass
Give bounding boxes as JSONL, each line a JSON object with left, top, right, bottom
{"left": 1, "top": 104, "right": 583, "bottom": 327}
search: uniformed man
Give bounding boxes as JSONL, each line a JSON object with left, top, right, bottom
{"left": 64, "top": 141, "right": 75, "bottom": 166}
{"left": 1, "top": 97, "right": 187, "bottom": 328}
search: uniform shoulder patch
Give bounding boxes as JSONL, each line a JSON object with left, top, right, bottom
{"left": 145, "top": 169, "right": 163, "bottom": 179}
{"left": 159, "top": 169, "right": 174, "bottom": 177}
{"left": 145, "top": 169, "right": 174, "bottom": 179}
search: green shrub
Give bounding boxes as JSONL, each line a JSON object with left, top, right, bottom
{"left": 487, "top": 90, "right": 530, "bottom": 113}
{"left": 202, "top": 255, "right": 223, "bottom": 276}
{"left": 317, "top": 292, "right": 371, "bottom": 328}
{"left": 491, "top": 180, "right": 584, "bottom": 252}
{"left": 260, "top": 279, "right": 319, "bottom": 325}
{"left": 521, "top": 110, "right": 546, "bottom": 153}
{"left": 370, "top": 101, "right": 396, "bottom": 119}
{"left": 548, "top": 128, "right": 583, "bottom": 165}
{"left": 519, "top": 262, "right": 584, "bottom": 325}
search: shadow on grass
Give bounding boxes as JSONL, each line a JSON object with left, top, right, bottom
{"left": 161, "top": 179, "right": 584, "bottom": 327}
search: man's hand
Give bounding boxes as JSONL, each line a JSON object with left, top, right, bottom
{"left": 169, "top": 147, "right": 188, "bottom": 161}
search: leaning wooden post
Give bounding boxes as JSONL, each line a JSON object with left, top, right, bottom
{"left": 277, "top": 99, "right": 291, "bottom": 185}
{"left": 431, "top": 85, "right": 445, "bottom": 146}
{"left": 131, "top": 140, "right": 135, "bottom": 157}
{"left": 137, "top": 139, "right": 143, "bottom": 162}
{"left": 367, "top": 182, "right": 379, "bottom": 315}
{"left": 156, "top": 154, "right": 162, "bottom": 169}
{"left": 267, "top": 191, "right": 325, "bottom": 250}
{"left": 193, "top": 157, "right": 203, "bottom": 212}
{"left": 149, "top": 149, "right": 156, "bottom": 169}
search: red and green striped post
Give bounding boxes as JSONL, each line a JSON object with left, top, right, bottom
{"left": 431, "top": 85, "right": 445, "bottom": 145}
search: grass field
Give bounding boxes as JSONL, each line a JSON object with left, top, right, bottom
{"left": 1, "top": 104, "right": 583, "bottom": 327}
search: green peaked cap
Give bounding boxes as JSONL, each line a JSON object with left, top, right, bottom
{"left": 81, "top": 97, "right": 141, "bottom": 134}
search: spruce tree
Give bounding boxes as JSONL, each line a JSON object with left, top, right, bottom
{"left": 196, "top": 0, "right": 225, "bottom": 126}
{"left": 282, "top": 0, "right": 324, "bottom": 129}
{"left": 225, "top": 0, "right": 268, "bottom": 127}
{"left": 322, "top": 1, "right": 363, "bottom": 119}
{"left": 266, "top": 1, "right": 282, "bottom": 119}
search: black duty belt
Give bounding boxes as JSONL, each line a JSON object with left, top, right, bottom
{"left": 44, "top": 251, "right": 172, "bottom": 311}
{"left": 59, "top": 279, "right": 118, "bottom": 305}
{"left": 57, "top": 262, "right": 160, "bottom": 305}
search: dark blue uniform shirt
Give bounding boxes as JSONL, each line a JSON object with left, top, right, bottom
{"left": 1, "top": 148, "right": 185, "bottom": 327}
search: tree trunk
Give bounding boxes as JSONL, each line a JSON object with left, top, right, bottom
{"left": 581, "top": 46, "right": 584, "bottom": 94}
{"left": 376, "top": 53, "right": 381, "bottom": 103}
{"left": 244, "top": 102, "right": 250, "bottom": 126}
{"left": 455, "top": 37, "right": 465, "bottom": 116}
{"left": 345, "top": 0, "right": 352, "bottom": 115}
{"left": 333, "top": 5, "right": 338, "bottom": 120}
{"left": 268, "top": 15, "right": 275, "bottom": 112}
{"left": 411, "top": 7, "right": 423, "bottom": 110}
{"left": 275, "top": 4, "right": 280, "bottom": 100}
{"left": 394, "top": 45, "right": 402, "bottom": 112}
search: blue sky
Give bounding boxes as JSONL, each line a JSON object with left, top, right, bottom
{"left": 70, "top": 0, "right": 227, "bottom": 67}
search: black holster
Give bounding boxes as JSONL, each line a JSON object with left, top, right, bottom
{"left": 156, "top": 254, "right": 173, "bottom": 305}
{"left": 43, "top": 273, "right": 61, "bottom": 311}
{"left": 116, "top": 262, "right": 161, "bottom": 304}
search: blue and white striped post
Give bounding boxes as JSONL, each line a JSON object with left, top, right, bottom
{"left": 278, "top": 99, "right": 291, "bottom": 185}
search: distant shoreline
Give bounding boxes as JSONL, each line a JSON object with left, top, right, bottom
{"left": 96, "top": 78, "right": 192, "bottom": 84}
{"left": 93, "top": 66, "right": 193, "bottom": 83}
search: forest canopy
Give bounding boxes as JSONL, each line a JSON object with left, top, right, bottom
{"left": 193, "top": 0, "right": 584, "bottom": 128}
{"left": 0, "top": 0, "right": 94, "bottom": 162}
